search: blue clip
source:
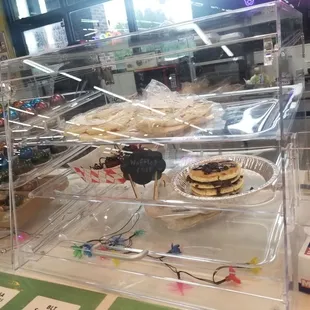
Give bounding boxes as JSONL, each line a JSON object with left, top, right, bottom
{"left": 167, "top": 243, "right": 181, "bottom": 254}
{"left": 109, "top": 236, "right": 126, "bottom": 247}
{"left": 82, "top": 243, "right": 93, "bottom": 257}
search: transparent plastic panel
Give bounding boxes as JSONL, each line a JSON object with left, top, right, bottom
{"left": 1, "top": 2, "right": 298, "bottom": 146}
{"left": 277, "top": 2, "right": 304, "bottom": 138}
{"left": 132, "top": 0, "right": 193, "bottom": 31}
{"left": 19, "top": 198, "right": 288, "bottom": 310}
{"left": 293, "top": 132, "right": 310, "bottom": 227}
{"left": 22, "top": 258, "right": 287, "bottom": 310}
{"left": 22, "top": 195, "right": 284, "bottom": 265}
{"left": 27, "top": 144, "right": 282, "bottom": 213}
{"left": 13, "top": 141, "right": 287, "bottom": 310}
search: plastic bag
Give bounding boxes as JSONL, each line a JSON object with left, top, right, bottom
{"left": 64, "top": 79, "right": 224, "bottom": 139}
{"left": 135, "top": 80, "right": 224, "bottom": 136}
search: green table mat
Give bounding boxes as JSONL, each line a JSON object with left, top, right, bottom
{"left": 0, "top": 272, "right": 177, "bottom": 310}
{"left": 110, "top": 297, "right": 175, "bottom": 310}
{"left": 0, "top": 272, "right": 105, "bottom": 309}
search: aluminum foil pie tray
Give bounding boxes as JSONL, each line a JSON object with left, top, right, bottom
{"left": 172, "top": 154, "right": 280, "bottom": 203}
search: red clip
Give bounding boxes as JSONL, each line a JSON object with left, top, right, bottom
{"left": 98, "top": 245, "right": 108, "bottom": 261}
{"left": 225, "top": 267, "right": 241, "bottom": 284}
{"left": 168, "top": 282, "right": 192, "bottom": 296}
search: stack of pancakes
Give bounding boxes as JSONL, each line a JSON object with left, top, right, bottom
{"left": 187, "top": 160, "right": 244, "bottom": 197}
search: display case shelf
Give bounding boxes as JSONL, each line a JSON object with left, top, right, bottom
{"left": 1, "top": 145, "right": 88, "bottom": 190}
{"left": 21, "top": 256, "right": 286, "bottom": 310}
{"left": 22, "top": 194, "right": 284, "bottom": 266}
{"left": 7, "top": 90, "right": 104, "bottom": 133}
{"left": 29, "top": 166, "right": 282, "bottom": 215}
{"left": 18, "top": 195, "right": 287, "bottom": 310}
{"left": 19, "top": 166, "right": 288, "bottom": 308}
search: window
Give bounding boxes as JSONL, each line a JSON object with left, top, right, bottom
{"left": 23, "top": 22, "right": 68, "bottom": 55}
{"left": 133, "top": 0, "right": 193, "bottom": 30}
{"left": 69, "top": 0, "right": 128, "bottom": 42}
{"left": 66, "top": 0, "right": 83, "bottom": 5}
{"left": 14, "top": 0, "right": 61, "bottom": 19}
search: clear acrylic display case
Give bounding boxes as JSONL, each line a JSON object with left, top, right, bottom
{"left": 0, "top": 2, "right": 306, "bottom": 309}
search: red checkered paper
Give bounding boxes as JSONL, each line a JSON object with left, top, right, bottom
{"left": 73, "top": 166, "right": 126, "bottom": 184}
{"left": 69, "top": 147, "right": 126, "bottom": 184}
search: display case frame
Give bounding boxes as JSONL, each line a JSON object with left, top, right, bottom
{"left": 0, "top": 2, "right": 306, "bottom": 309}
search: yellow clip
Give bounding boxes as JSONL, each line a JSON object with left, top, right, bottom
{"left": 9, "top": 281, "right": 21, "bottom": 290}
{"left": 112, "top": 258, "right": 120, "bottom": 267}
{"left": 248, "top": 257, "right": 262, "bottom": 274}
{"left": 111, "top": 250, "right": 121, "bottom": 267}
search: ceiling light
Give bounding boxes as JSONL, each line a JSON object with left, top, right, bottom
{"left": 192, "top": 24, "right": 212, "bottom": 45}
{"left": 84, "top": 31, "right": 98, "bottom": 37}
{"left": 81, "top": 19, "right": 99, "bottom": 23}
{"left": 191, "top": 1, "right": 203, "bottom": 7}
{"left": 94, "top": 86, "right": 132, "bottom": 103}
{"left": 23, "top": 59, "right": 54, "bottom": 74}
{"left": 59, "top": 72, "right": 82, "bottom": 82}
{"left": 221, "top": 45, "right": 234, "bottom": 57}
{"left": 192, "top": 24, "right": 234, "bottom": 57}
{"left": 132, "top": 103, "right": 166, "bottom": 116}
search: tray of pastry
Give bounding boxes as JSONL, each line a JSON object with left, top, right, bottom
{"left": 10, "top": 82, "right": 301, "bottom": 146}
{"left": 29, "top": 154, "right": 280, "bottom": 213}
{"left": 60, "top": 86, "right": 298, "bottom": 145}
{"left": 0, "top": 145, "right": 87, "bottom": 190}
{"left": 11, "top": 97, "right": 280, "bottom": 146}
{"left": 63, "top": 98, "right": 278, "bottom": 141}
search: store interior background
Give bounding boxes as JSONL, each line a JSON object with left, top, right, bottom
{"left": 1, "top": 0, "right": 310, "bottom": 115}
{"left": 0, "top": 0, "right": 308, "bottom": 131}
{"left": 2, "top": 0, "right": 309, "bottom": 57}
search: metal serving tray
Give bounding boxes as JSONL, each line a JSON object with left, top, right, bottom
{"left": 173, "top": 154, "right": 279, "bottom": 203}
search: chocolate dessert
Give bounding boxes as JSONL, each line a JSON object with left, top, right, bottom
{"left": 188, "top": 160, "right": 243, "bottom": 197}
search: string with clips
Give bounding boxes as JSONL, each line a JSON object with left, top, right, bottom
{"left": 72, "top": 205, "right": 261, "bottom": 286}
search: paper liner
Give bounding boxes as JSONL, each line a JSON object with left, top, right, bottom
{"left": 68, "top": 147, "right": 126, "bottom": 184}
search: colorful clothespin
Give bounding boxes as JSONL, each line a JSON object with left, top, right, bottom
{"left": 168, "top": 282, "right": 192, "bottom": 296}
{"left": 72, "top": 245, "right": 83, "bottom": 259}
{"left": 82, "top": 243, "right": 93, "bottom": 257}
{"left": 98, "top": 245, "right": 108, "bottom": 261}
{"left": 9, "top": 281, "right": 21, "bottom": 290}
{"left": 225, "top": 267, "right": 241, "bottom": 284}
{"left": 111, "top": 249, "right": 121, "bottom": 267}
{"left": 133, "top": 230, "right": 145, "bottom": 237}
{"left": 109, "top": 236, "right": 126, "bottom": 247}
{"left": 112, "top": 258, "right": 121, "bottom": 267}
{"left": 247, "top": 257, "right": 262, "bottom": 274}
{"left": 167, "top": 244, "right": 182, "bottom": 254}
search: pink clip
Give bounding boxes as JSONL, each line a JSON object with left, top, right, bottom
{"left": 225, "top": 267, "right": 241, "bottom": 284}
